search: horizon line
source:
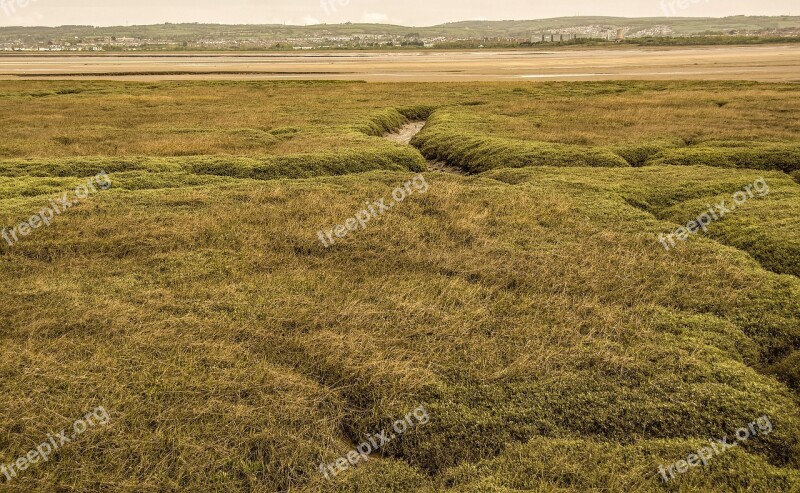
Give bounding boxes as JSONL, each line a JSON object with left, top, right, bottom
{"left": 2, "top": 14, "right": 799, "bottom": 30}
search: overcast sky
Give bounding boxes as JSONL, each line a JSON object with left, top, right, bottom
{"left": 1, "top": 0, "right": 797, "bottom": 27}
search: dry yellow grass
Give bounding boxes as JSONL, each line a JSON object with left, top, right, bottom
{"left": 0, "top": 80, "right": 798, "bottom": 492}
{"left": 0, "top": 81, "right": 797, "bottom": 160}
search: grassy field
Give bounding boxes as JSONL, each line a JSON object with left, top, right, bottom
{"left": 0, "top": 80, "right": 798, "bottom": 492}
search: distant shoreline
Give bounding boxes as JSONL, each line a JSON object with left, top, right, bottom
{"left": 0, "top": 41, "right": 798, "bottom": 57}
{"left": 1, "top": 45, "right": 797, "bottom": 82}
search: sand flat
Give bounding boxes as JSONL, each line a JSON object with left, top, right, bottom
{"left": 1, "top": 45, "right": 798, "bottom": 81}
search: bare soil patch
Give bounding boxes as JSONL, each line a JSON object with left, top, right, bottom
{"left": 384, "top": 121, "right": 467, "bottom": 175}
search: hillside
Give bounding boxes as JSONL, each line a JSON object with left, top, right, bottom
{"left": 0, "top": 16, "right": 798, "bottom": 51}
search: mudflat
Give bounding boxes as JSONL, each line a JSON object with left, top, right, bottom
{"left": 1, "top": 45, "right": 799, "bottom": 81}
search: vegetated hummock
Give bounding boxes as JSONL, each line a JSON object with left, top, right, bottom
{"left": 0, "top": 80, "right": 798, "bottom": 492}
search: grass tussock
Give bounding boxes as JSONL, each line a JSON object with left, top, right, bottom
{"left": 611, "top": 140, "right": 681, "bottom": 167}
{"left": 770, "top": 351, "right": 800, "bottom": 392}
{"left": 485, "top": 164, "right": 800, "bottom": 282}
{"left": 397, "top": 105, "right": 438, "bottom": 121}
{"left": 411, "top": 111, "right": 629, "bottom": 173}
{"left": 0, "top": 147, "right": 426, "bottom": 182}
{"left": 441, "top": 437, "right": 800, "bottom": 492}
{"left": 646, "top": 144, "right": 800, "bottom": 173}
{"left": 351, "top": 108, "right": 408, "bottom": 137}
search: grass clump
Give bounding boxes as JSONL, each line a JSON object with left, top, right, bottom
{"left": 440, "top": 436, "right": 800, "bottom": 492}
{"left": 481, "top": 165, "right": 800, "bottom": 359}
{"left": 0, "top": 146, "right": 426, "bottom": 182}
{"left": 770, "top": 351, "right": 800, "bottom": 392}
{"left": 485, "top": 165, "right": 800, "bottom": 279}
{"left": 611, "top": 140, "right": 680, "bottom": 167}
{"left": 659, "top": 188, "right": 800, "bottom": 277}
{"left": 646, "top": 144, "right": 800, "bottom": 173}
{"left": 636, "top": 170, "right": 800, "bottom": 278}
{"left": 191, "top": 147, "right": 427, "bottom": 179}
{"left": 351, "top": 108, "right": 408, "bottom": 137}
{"left": 397, "top": 105, "right": 438, "bottom": 121}
{"left": 411, "top": 111, "right": 629, "bottom": 173}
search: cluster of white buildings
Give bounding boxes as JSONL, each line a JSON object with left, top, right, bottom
{"left": 0, "top": 36, "right": 159, "bottom": 51}
{"left": 530, "top": 24, "right": 676, "bottom": 42}
{"left": 0, "top": 29, "right": 460, "bottom": 51}
{"left": 1, "top": 25, "right": 794, "bottom": 52}
{"left": 0, "top": 41, "right": 103, "bottom": 51}
{"left": 283, "top": 33, "right": 447, "bottom": 49}
{"left": 628, "top": 26, "right": 675, "bottom": 37}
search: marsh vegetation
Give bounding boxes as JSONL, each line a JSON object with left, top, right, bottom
{"left": 0, "top": 80, "right": 798, "bottom": 492}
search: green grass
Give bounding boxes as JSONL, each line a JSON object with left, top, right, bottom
{"left": 647, "top": 144, "right": 800, "bottom": 173}
{"left": 440, "top": 436, "right": 800, "bottom": 492}
{"left": 407, "top": 96, "right": 798, "bottom": 171}
{"left": 0, "top": 80, "right": 798, "bottom": 492}
{"left": 0, "top": 150, "right": 425, "bottom": 182}
{"left": 611, "top": 140, "right": 680, "bottom": 167}
{"left": 411, "top": 111, "right": 630, "bottom": 172}
{"left": 2, "top": 81, "right": 799, "bottom": 160}
{"left": 484, "top": 165, "right": 800, "bottom": 278}
{"left": 771, "top": 351, "right": 800, "bottom": 392}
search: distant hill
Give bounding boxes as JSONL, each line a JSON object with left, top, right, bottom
{"left": 1, "top": 16, "right": 798, "bottom": 51}
{"left": 2, "top": 16, "right": 799, "bottom": 37}
{"left": 435, "top": 16, "right": 800, "bottom": 35}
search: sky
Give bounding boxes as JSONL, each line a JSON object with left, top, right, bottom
{"left": 0, "top": 0, "right": 797, "bottom": 27}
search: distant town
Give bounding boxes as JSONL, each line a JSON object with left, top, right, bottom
{"left": 1, "top": 17, "right": 798, "bottom": 52}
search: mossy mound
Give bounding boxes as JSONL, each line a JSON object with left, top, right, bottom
{"left": 352, "top": 108, "right": 409, "bottom": 136}
{"left": 612, "top": 140, "right": 681, "bottom": 167}
{"left": 0, "top": 146, "right": 426, "bottom": 182}
{"left": 411, "top": 112, "right": 630, "bottom": 173}
{"left": 770, "top": 351, "right": 800, "bottom": 392}
{"left": 440, "top": 436, "right": 800, "bottom": 492}
{"left": 397, "top": 105, "right": 438, "bottom": 121}
{"left": 646, "top": 144, "right": 800, "bottom": 173}
{"left": 657, "top": 177, "right": 800, "bottom": 277}
{"left": 480, "top": 165, "right": 800, "bottom": 360}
